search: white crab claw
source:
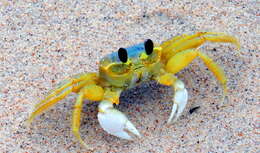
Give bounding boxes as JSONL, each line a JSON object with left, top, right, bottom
{"left": 167, "top": 80, "right": 188, "bottom": 124}
{"left": 98, "top": 100, "right": 141, "bottom": 140}
{"left": 167, "top": 103, "right": 178, "bottom": 124}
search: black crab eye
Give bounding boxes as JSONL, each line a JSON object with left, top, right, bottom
{"left": 118, "top": 48, "right": 128, "bottom": 63}
{"left": 144, "top": 39, "right": 154, "bottom": 55}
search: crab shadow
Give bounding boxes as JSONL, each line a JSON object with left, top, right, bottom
{"left": 118, "top": 81, "right": 171, "bottom": 109}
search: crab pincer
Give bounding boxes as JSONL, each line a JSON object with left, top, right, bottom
{"left": 98, "top": 100, "right": 141, "bottom": 140}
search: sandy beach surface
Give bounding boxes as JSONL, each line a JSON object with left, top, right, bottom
{"left": 0, "top": 0, "right": 259, "bottom": 153}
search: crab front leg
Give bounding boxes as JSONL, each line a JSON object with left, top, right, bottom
{"left": 156, "top": 73, "right": 188, "bottom": 123}
{"left": 97, "top": 89, "right": 141, "bottom": 140}
{"left": 72, "top": 84, "right": 104, "bottom": 149}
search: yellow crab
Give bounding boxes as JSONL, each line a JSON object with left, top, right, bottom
{"left": 28, "top": 32, "right": 240, "bottom": 148}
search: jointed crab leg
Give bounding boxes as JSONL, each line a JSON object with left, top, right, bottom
{"left": 70, "top": 83, "right": 104, "bottom": 148}
{"left": 28, "top": 73, "right": 99, "bottom": 124}
{"left": 165, "top": 49, "right": 228, "bottom": 95}
{"left": 160, "top": 34, "right": 186, "bottom": 49}
{"left": 161, "top": 32, "right": 240, "bottom": 61}
{"left": 28, "top": 87, "right": 73, "bottom": 124}
{"left": 33, "top": 81, "right": 72, "bottom": 109}
{"left": 33, "top": 73, "right": 98, "bottom": 109}
{"left": 71, "top": 91, "right": 90, "bottom": 149}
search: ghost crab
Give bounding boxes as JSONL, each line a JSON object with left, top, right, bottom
{"left": 28, "top": 32, "right": 240, "bottom": 148}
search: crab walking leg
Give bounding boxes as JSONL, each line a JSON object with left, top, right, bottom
{"left": 162, "top": 32, "right": 203, "bottom": 56}
{"left": 34, "top": 73, "right": 98, "bottom": 109}
{"left": 156, "top": 74, "right": 188, "bottom": 123}
{"left": 161, "top": 32, "right": 240, "bottom": 61}
{"left": 28, "top": 87, "right": 72, "bottom": 124}
{"left": 71, "top": 84, "right": 104, "bottom": 148}
{"left": 33, "top": 81, "right": 72, "bottom": 109}
{"left": 165, "top": 49, "right": 228, "bottom": 96}
{"left": 71, "top": 91, "right": 90, "bottom": 149}
{"left": 28, "top": 73, "right": 100, "bottom": 125}
{"left": 98, "top": 100, "right": 141, "bottom": 140}
{"left": 160, "top": 34, "right": 186, "bottom": 49}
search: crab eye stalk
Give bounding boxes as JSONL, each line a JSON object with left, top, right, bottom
{"left": 144, "top": 39, "right": 154, "bottom": 55}
{"left": 118, "top": 48, "right": 128, "bottom": 63}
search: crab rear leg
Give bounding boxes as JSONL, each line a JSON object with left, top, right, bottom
{"left": 28, "top": 73, "right": 98, "bottom": 124}
{"left": 28, "top": 87, "right": 73, "bottom": 124}
{"left": 33, "top": 73, "right": 98, "bottom": 109}
{"left": 165, "top": 49, "right": 227, "bottom": 96}
{"left": 161, "top": 32, "right": 240, "bottom": 62}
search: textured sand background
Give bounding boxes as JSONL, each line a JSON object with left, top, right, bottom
{"left": 0, "top": 0, "right": 259, "bottom": 153}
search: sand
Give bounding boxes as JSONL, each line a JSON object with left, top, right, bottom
{"left": 0, "top": 0, "right": 259, "bottom": 153}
